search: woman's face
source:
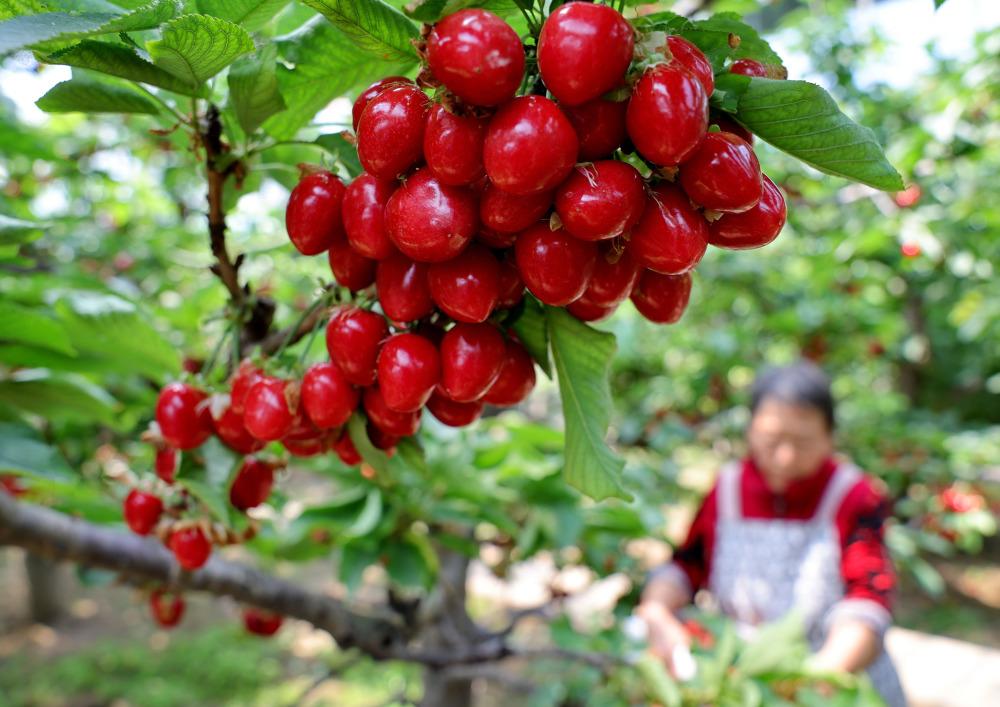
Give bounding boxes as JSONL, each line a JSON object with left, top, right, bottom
{"left": 747, "top": 397, "right": 834, "bottom": 494}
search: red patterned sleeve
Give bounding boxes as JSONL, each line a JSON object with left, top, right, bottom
{"left": 650, "top": 486, "right": 718, "bottom": 597}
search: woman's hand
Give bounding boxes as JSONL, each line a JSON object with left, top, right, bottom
{"left": 636, "top": 602, "right": 693, "bottom": 678}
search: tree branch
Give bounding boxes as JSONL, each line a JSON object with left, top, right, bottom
{"left": 257, "top": 302, "right": 327, "bottom": 356}
{"left": 201, "top": 105, "right": 245, "bottom": 309}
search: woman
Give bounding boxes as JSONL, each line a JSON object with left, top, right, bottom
{"left": 637, "top": 361, "right": 907, "bottom": 706}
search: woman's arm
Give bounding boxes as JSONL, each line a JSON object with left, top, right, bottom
{"left": 636, "top": 574, "right": 693, "bottom": 674}
{"left": 811, "top": 617, "right": 881, "bottom": 673}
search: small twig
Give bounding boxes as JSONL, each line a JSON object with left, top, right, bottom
{"left": 258, "top": 296, "right": 330, "bottom": 357}
{"left": 202, "top": 104, "right": 245, "bottom": 308}
{"left": 134, "top": 84, "right": 190, "bottom": 127}
{"left": 293, "top": 653, "right": 364, "bottom": 707}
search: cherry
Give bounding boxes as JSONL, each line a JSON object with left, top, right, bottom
{"left": 625, "top": 182, "right": 708, "bottom": 275}
{"left": 479, "top": 180, "right": 554, "bottom": 234}
{"left": 229, "top": 457, "right": 275, "bottom": 511}
{"left": 666, "top": 36, "right": 714, "bottom": 98}
{"left": 426, "top": 9, "right": 525, "bottom": 107}
{"left": 730, "top": 58, "right": 768, "bottom": 77}
{"left": 366, "top": 420, "right": 401, "bottom": 452}
{"left": 332, "top": 428, "right": 362, "bottom": 466}
{"left": 476, "top": 226, "right": 518, "bottom": 249}
{"left": 0, "top": 475, "right": 26, "bottom": 497}
{"left": 480, "top": 338, "right": 536, "bottom": 407}
{"left": 567, "top": 293, "right": 618, "bottom": 322}
{"left": 708, "top": 175, "right": 786, "bottom": 250}
{"left": 213, "top": 405, "right": 266, "bottom": 455}
{"left": 150, "top": 589, "right": 185, "bottom": 628}
{"left": 352, "top": 76, "right": 414, "bottom": 131}
{"left": 678, "top": 131, "right": 762, "bottom": 213}
{"left": 496, "top": 252, "right": 525, "bottom": 309}
{"left": 169, "top": 526, "right": 212, "bottom": 571}
{"left": 483, "top": 96, "right": 579, "bottom": 196}
{"left": 377, "top": 333, "right": 442, "bottom": 412}
{"left": 514, "top": 223, "right": 598, "bottom": 306}
{"left": 301, "top": 362, "right": 359, "bottom": 429}
{"left": 243, "top": 607, "right": 283, "bottom": 636}
{"left": 357, "top": 84, "right": 430, "bottom": 179}
{"left": 424, "top": 106, "right": 489, "bottom": 186}
{"left": 561, "top": 97, "right": 629, "bottom": 162}
{"left": 537, "top": 2, "right": 634, "bottom": 106}
{"left": 285, "top": 171, "right": 347, "bottom": 256}
{"left": 901, "top": 242, "right": 921, "bottom": 258}
{"left": 385, "top": 168, "right": 478, "bottom": 263}
{"left": 426, "top": 393, "right": 484, "bottom": 427}
{"left": 363, "top": 386, "right": 421, "bottom": 437}
{"left": 229, "top": 359, "right": 264, "bottom": 414}
{"left": 375, "top": 253, "right": 435, "bottom": 323}
{"left": 627, "top": 63, "right": 709, "bottom": 166}
{"left": 123, "top": 489, "right": 163, "bottom": 535}
{"left": 243, "top": 377, "right": 298, "bottom": 442}
{"left": 439, "top": 322, "right": 506, "bottom": 403}
{"left": 630, "top": 270, "right": 693, "bottom": 324}
{"left": 328, "top": 239, "right": 377, "bottom": 291}
{"left": 155, "top": 447, "right": 178, "bottom": 483}
{"left": 282, "top": 428, "right": 331, "bottom": 458}
{"left": 343, "top": 173, "right": 398, "bottom": 260}
{"left": 156, "top": 382, "right": 213, "bottom": 451}
{"left": 326, "top": 306, "right": 389, "bottom": 387}
{"left": 584, "top": 244, "right": 643, "bottom": 307}
{"left": 428, "top": 243, "right": 501, "bottom": 323}
{"left": 709, "top": 112, "right": 753, "bottom": 145}
{"left": 554, "top": 161, "right": 646, "bottom": 242}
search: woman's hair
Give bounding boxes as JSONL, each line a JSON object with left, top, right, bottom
{"left": 749, "top": 360, "right": 835, "bottom": 429}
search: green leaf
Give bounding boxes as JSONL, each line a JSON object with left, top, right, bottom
{"left": 0, "top": 423, "right": 75, "bottom": 482}
{"left": 339, "top": 541, "right": 378, "bottom": 594}
{"left": 736, "top": 611, "right": 808, "bottom": 676}
{"left": 341, "top": 487, "right": 382, "bottom": 539}
{"left": 40, "top": 40, "right": 205, "bottom": 96}
{"left": 511, "top": 294, "right": 551, "bottom": 378}
{"left": 545, "top": 306, "right": 629, "bottom": 502}
{"left": 298, "top": 0, "right": 418, "bottom": 63}
{"left": 694, "top": 12, "right": 783, "bottom": 65}
{"left": 228, "top": 44, "right": 286, "bottom": 135}
{"left": 0, "top": 0, "right": 48, "bottom": 22}
{"left": 314, "top": 132, "right": 364, "bottom": 178}
{"left": 404, "top": 0, "right": 519, "bottom": 23}
{"left": 36, "top": 77, "right": 160, "bottom": 114}
{"left": 0, "top": 215, "right": 50, "bottom": 245}
{"left": 0, "top": 374, "right": 119, "bottom": 425}
{"left": 384, "top": 532, "right": 438, "bottom": 590}
{"left": 0, "top": 301, "right": 75, "bottom": 355}
{"left": 709, "top": 72, "right": 749, "bottom": 114}
{"left": 934, "top": 0, "right": 948, "bottom": 8}
{"left": 735, "top": 78, "right": 904, "bottom": 191}
{"left": 636, "top": 652, "right": 682, "bottom": 707}
{"left": 147, "top": 14, "right": 254, "bottom": 88}
{"left": 679, "top": 26, "right": 737, "bottom": 75}
{"left": 195, "top": 0, "right": 290, "bottom": 33}
{"left": 98, "top": 0, "right": 180, "bottom": 34}
{"left": 179, "top": 477, "right": 232, "bottom": 523}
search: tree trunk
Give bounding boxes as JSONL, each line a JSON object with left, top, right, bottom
{"left": 419, "top": 548, "right": 475, "bottom": 707}
{"left": 24, "top": 553, "right": 70, "bottom": 624}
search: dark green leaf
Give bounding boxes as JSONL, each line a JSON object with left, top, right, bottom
{"left": 545, "top": 306, "right": 629, "bottom": 501}
{"left": 934, "top": 0, "right": 948, "bottom": 8}
{"left": 0, "top": 301, "right": 75, "bottom": 355}
{"left": 384, "top": 532, "right": 437, "bottom": 590}
{"left": 0, "top": 11, "right": 119, "bottom": 53}
{"left": 179, "top": 477, "right": 233, "bottom": 523}
{"left": 314, "top": 131, "right": 364, "bottom": 177}
{"left": 0, "top": 215, "right": 49, "bottom": 245}
{"left": 404, "top": 0, "right": 519, "bottom": 23}
{"left": 195, "top": 0, "right": 290, "bottom": 33}
{"left": 511, "top": 294, "right": 551, "bottom": 378}
{"left": 679, "top": 26, "right": 736, "bottom": 75}
{"left": 146, "top": 14, "right": 254, "bottom": 88}
{"left": 636, "top": 652, "right": 682, "bottom": 707}
{"left": 0, "top": 423, "right": 75, "bottom": 481}
{"left": 694, "top": 12, "right": 782, "bottom": 65}
{"left": 228, "top": 44, "right": 286, "bottom": 135}
{"left": 339, "top": 541, "right": 378, "bottom": 594}
{"left": 341, "top": 487, "right": 383, "bottom": 539}
{"left": 709, "top": 71, "right": 749, "bottom": 114}
{"left": 298, "top": 0, "right": 418, "bottom": 63}
{"left": 36, "top": 78, "right": 160, "bottom": 114}
{"left": 0, "top": 374, "right": 119, "bottom": 425}
{"left": 735, "top": 78, "right": 904, "bottom": 191}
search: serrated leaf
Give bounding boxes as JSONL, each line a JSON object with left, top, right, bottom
{"left": 0, "top": 301, "right": 75, "bottom": 355}
{"left": 694, "top": 12, "right": 782, "bottom": 65}
{"left": 0, "top": 423, "right": 75, "bottom": 481}
{"left": 228, "top": 43, "right": 286, "bottom": 134}
{"left": 40, "top": 40, "right": 205, "bottom": 96}
{"left": 314, "top": 131, "right": 364, "bottom": 177}
{"left": 404, "top": 0, "right": 519, "bottom": 23}
{"left": 298, "top": 0, "right": 418, "bottom": 63}
{"left": 511, "top": 294, "right": 551, "bottom": 378}
{"left": 147, "top": 14, "right": 254, "bottom": 88}
{"left": 36, "top": 77, "right": 160, "bottom": 113}
{"left": 99, "top": 0, "right": 180, "bottom": 33}
{"left": 0, "top": 0, "right": 48, "bottom": 22}
{"left": 0, "top": 375, "right": 119, "bottom": 425}
{"left": 545, "top": 306, "right": 629, "bottom": 501}
{"left": 679, "top": 26, "right": 736, "bottom": 75}
{"left": 195, "top": 0, "right": 289, "bottom": 33}
{"left": 735, "top": 78, "right": 904, "bottom": 191}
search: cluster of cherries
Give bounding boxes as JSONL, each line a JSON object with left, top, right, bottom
{"left": 148, "top": 587, "right": 283, "bottom": 636}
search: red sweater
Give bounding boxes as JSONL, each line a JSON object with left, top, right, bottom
{"left": 672, "top": 457, "right": 896, "bottom": 612}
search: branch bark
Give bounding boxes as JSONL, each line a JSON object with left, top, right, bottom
{"left": 201, "top": 105, "right": 245, "bottom": 309}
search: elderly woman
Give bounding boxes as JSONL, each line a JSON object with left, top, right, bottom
{"left": 637, "top": 361, "right": 907, "bottom": 706}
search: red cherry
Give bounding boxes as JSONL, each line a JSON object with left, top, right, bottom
{"left": 352, "top": 76, "right": 414, "bottom": 132}
{"left": 357, "top": 85, "right": 430, "bottom": 179}
{"left": 363, "top": 386, "right": 421, "bottom": 437}
{"left": 584, "top": 244, "right": 643, "bottom": 307}
{"left": 537, "top": 2, "right": 634, "bottom": 106}
{"left": 625, "top": 182, "right": 708, "bottom": 275}
{"left": 554, "top": 161, "right": 646, "bottom": 241}
{"left": 496, "top": 252, "right": 525, "bottom": 309}
{"left": 229, "top": 457, "right": 276, "bottom": 511}
{"left": 708, "top": 175, "right": 786, "bottom": 250}
{"left": 328, "top": 240, "right": 377, "bottom": 291}
{"left": 730, "top": 58, "right": 768, "bottom": 77}
{"left": 426, "top": 393, "right": 484, "bottom": 427}
{"left": 630, "top": 270, "right": 693, "bottom": 324}
{"left": 426, "top": 9, "right": 525, "bottom": 107}
{"left": 150, "top": 589, "right": 185, "bottom": 628}
{"left": 484, "top": 95, "right": 579, "bottom": 196}
{"left": 301, "top": 362, "right": 359, "bottom": 429}
{"left": 332, "top": 428, "right": 362, "bottom": 466}
{"left": 213, "top": 405, "right": 266, "bottom": 455}
{"left": 169, "top": 526, "right": 212, "bottom": 570}
{"left": 366, "top": 420, "right": 401, "bottom": 452}
{"left": 894, "top": 184, "right": 921, "bottom": 208}
{"left": 343, "top": 173, "right": 399, "bottom": 260}
{"left": 439, "top": 322, "right": 506, "bottom": 403}
{"left": 627, "top": 63, "right": 708, "bottom": 166}
{"left": 123, "top": 489, "right": 163, "bottom": 536}
{"left": 561, "top": 97, "right": 629, "bottom": 162}
{"left": 285, "top": 172, "right": 347, "bottom": 256}
{"left": 156, "top": 382, "right": 213, "bottom": 451}
{"left": 666, "top": 36, "right": 714, "bottom": 98}
{"left": 480, "top": 339, "right": 536, "bottom": 407}
{"left": 326, "top": 306, "right": 389, "bottom": 387}
{"left": 243, "top": 377, "right": 298, "bottom": 442}
{"left": 514, "top": 223, "right": 598, "bottom": 306}
{"left": 901, "top": 242, "right": 921, "bottom": 258}
{"left": 428, "top": 243, "right": 501, "bottom": 323}
{"left": 282, "top": 426, "right": 331, "bottom": 458}
{"left": 476, "top": 226, "right": 519, "bottom": 249}
{"left": 155, "top": 447, "right": 178, "bottom": 483}
{"left": 375, "top": 253, "right": 435, "bottom": 323}
{"left": 385, "top": 168, "right": 478, "bottom": 263}
{"left": 243, "top": 607, "right": 283, "bottom": 636}
{"left": 567, "top": 292, "right": 618, "bottom": 322}
{"left": 710, "top": 112, "right": 753, "bottom": 145}
{"left": 678, "top": 132, "right": 762, "bottom": 213}
{"left": 229, "top": 359, "right": 264, "bottom": 414}
{"left": 479, "top": 180, "right": 554, "bottom": 234}
{"left": 377, "top": 333, "right": 442, "bottom": 412}
{"left": 424, "top": 106, "right": 489, "bottom": 186}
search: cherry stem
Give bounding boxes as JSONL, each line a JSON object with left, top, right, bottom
{"left": 201, "top": 317, "right": 239, "bottom": 382}
{"left": 272, "top": 293, "right": 330, "bottom": 361}
{"left": 295, "top": 307, "right": 328, "bottom": 369}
